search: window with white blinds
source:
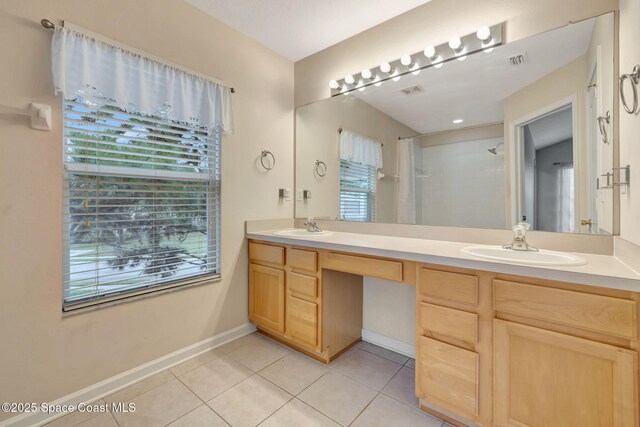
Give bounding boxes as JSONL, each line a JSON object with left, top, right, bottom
{"left": 63, "top": 99, "right": 221, "bottom": 310}
{"left": 339, "top": 159, "right": 376, "bottom": 222}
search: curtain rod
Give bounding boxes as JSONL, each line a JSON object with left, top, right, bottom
{"left": 40, "top": 18, "right": 236, "bottom": 93}
{"left": 398, "top": 121, "right": 504, "bottom": 140}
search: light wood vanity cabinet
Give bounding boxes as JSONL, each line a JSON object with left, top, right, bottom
{"left": 248, "top": 239, "right": 640, "bottom": 425}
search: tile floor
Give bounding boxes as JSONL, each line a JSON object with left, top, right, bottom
{"left": 46, "top": 332, "right": 451, "bottom": 427}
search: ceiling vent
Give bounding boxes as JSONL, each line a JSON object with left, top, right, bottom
{"left": 507, "top": 52, "right": 529, "bottom": 66}
{"left": 400, "top": 85, "right": 424, "bottom": 95}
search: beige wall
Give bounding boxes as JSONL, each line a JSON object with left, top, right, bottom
{"left": 295, "top": 95, "right": 416, "bottom": 223}
{"left": 294, "top": 0, "right": 618, "bottom": 107}
{"left": 0, "top": 0, "right": 293, "bottom": 421}
{"left": 619, "top": 0, "right": 640, "bottom": 246}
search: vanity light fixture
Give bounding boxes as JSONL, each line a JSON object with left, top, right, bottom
{"left": 329, "top": 22, "right": 503, "bottom": 96}
{"left": 449, "top": 36, "right": 464, "bottom": 54}
{"left": 380, "top": 62, "right": 394, "bottom": 75}
{"left": 400, "top": 54, "right": 415, "bottom": 68}
{"left": 476, "top": 26, "right": 492, "bottom": 43}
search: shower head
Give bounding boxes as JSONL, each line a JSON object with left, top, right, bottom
{"left": 488, "top": 142, "right": 504, "bottom": 155}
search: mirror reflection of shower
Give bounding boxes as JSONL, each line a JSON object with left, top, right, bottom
{"left": 488, "top": 142, "right": 504, "bottom": 155}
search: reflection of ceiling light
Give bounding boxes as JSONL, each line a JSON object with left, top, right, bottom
{"left": 361, "top": 68, "right": 373, "bottom": 80}
{"left": 452, "top": 119, "right": 464, "bottom": 124}
{"left": 344, "top": 74, "right": 355, "bottom": 84}
{"left": 373, "top": 76, "right": 382, "bottom": 87}
{"left": 434, "top": 63, "right": 443, "bottom": 69}
{"left": 457, "top": 55, "right": 467, "bottom": 61}
{"left": 392, "top": 71, "right": 401, "bottom": 82}
{"left": 476, "top": 26, "right": 492, "bottom": 43}
{"left": 484, "top": 48, "right": 494, "bottom": 54}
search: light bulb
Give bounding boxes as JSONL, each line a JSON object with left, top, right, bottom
{"left": 329, "top": 80, "right": 340, "bottom": 89}
{"left": 400, "top": 54, "right": 413, "bottom": 67}
{"left": 345, "top": 74, "right": 355, "bottom": 85}
{"left": 449, "top": 36, "right": 462, "bottom": 51}
{"left": 380, "top": 62, "right": 392, "bottom": 74}
{"left": 361, "top": 68, "right": 373, "bottom": 80}
{"left": 476, "top": 26, "right": 491, "bottom": 43}
{"left": 424, "top": 46, "right": 438, "bottom": 61}
{"left": 373, "top": 76, "right": 382, "bottom": 87}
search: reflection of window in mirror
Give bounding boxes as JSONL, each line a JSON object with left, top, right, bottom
{"left": 339, "top": 159, "right": 376, "bottom": 221}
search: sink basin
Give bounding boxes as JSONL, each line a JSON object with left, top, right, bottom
{"left": 272, "top": 229, "right": 333, "bottom": 238}
{"left": 461, "top": 245, "right": 587, "bottom": 267}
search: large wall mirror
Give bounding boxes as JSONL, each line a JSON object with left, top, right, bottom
{"left": 295, "top": 12, "right": 616, "bottom": 235}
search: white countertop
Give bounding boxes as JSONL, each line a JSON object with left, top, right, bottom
{"left": 247, "top": 228, "right": 640, "bottom": 292}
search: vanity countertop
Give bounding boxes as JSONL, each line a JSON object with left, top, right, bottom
{"left": 247, "top": 228, "right": 640, "bottom": 292}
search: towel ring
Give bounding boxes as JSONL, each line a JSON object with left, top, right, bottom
{"left": 260, "top": 150, "right": 275, "bottom": 170}
{"left": 620, "top": 65, "right": 640, "bottom": 114}
{"left": 315, "top": 160, "right": 327, "bottom": 177}
{"left": 597, "top": 111, "right": 610, "bottom": 144}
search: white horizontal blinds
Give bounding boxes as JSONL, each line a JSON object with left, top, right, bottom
{"left": 340, "top": 159, "right": 376, "bottom": 222}
{"left": 62, "top": 100, "right": 221, "bottom": 308}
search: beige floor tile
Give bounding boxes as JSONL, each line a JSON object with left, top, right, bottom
{"left": 208, "top": 375, "right": 292, "bottom": 427}
{"left": 381, "top": 366, "right": 419, "bottom": 407}
{"left": 298, "top": 371, "right": 377, "bottom": 426}
{"left": 260, "top": 398, "right": 340, "bottom": 427}
{"left": 178, "top": 356, "right": 253, "bottom": 401}
{"left": 361, "top": 343, "right": 410, "bottom": 365}
{"left": 327, "top": 341, "right": 363, "bottom": 367}
{"left": 217, "top": 332, "right": 261, "bottom": 354}
{"left": 168, "top": 404, "right": 228, "bottom": 426}
{"left": 405, "top": 358, "right": 416, "bottom": 370}
{"left": 226, "top": 336, "right": 289, "bottom": 372}
{"left": 45, "top": 400, "right": 107, "bottom": 427}
{"left": 170, "top": 349, "right": 224, "bottom": 377}
{"left": 112, "top": 379, "right": 201, "bottom": 427}
{"left": 75, "top": 412, "right": 118, "bottom": 427}
{"left": 351, "top": 394, "right": 444, "bottom": 427}
{"left": 333, "top": 349, "right": 402, "bottom": 390}
{"left": 104, "top": 370, "right": 174, "bottom": 404}
{"left": 259, "top": 352, "right": 329, "bottom": 395}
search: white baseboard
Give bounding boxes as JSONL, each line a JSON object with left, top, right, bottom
{"left": 0, "top": 323, "right": 256, "bottom": 427}
{"left": 361, "top": 329, "right": 415, "bottom": 358}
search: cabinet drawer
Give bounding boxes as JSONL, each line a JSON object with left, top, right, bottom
{"left": 494, "top": 280, "right": 637, "bottom": 339}
{"left": 288, "top": 248, "right": 318, "bottom": 273}
{"left": 419, "top": 302, "right": 478, "bottom": 344}
{"left": 325, "top": 252, "right": 403, "bottom": 282}
{"left": 289, "top": 272, "right": 318, "bottom": 299}
{"left": 249, "top": 242, "right": 285, "bottom": 266}
{"left": 418, "top": 336, "right": 479, "bottom": 418}
{"left": 418, "top": 269, "right": 478, "bottom": 307}
{"left": 286, "top": 296, "right": 318, "bottom": 349}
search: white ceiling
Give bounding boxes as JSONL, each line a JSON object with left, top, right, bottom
{"left": 184, "top": 0, "right": 432, "bottom": 61}
{"left": 352, "top": 18, "right": 595, "bottom": 135}
{"left": 526, "top": 107, "right": 574, "bottom": 149}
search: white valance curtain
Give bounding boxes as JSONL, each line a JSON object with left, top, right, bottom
{"left": 339, "top": 130, "right": 383, "bottom": 169}
{"left": 52, "top": 26, "right": 234, "bottom": 134}
{"left": 397, "top": 137, "right": 416, "bottom": 224}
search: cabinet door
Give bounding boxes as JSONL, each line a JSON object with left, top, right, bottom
{"left": 249, "top": 263, "right": 285, "bottom": 334}
{"left": 494, "top": 320, "right": 637, "bottom": 427}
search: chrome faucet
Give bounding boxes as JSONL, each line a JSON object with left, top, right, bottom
{"left": 503, "top": 222, "right": 538, "bottom": 252}
{"left": 304, "top": 217, "right": 322, "bottom": 232}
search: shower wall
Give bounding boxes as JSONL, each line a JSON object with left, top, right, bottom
{"left": 418, "top": 137, "right": 506, "bottom": 228}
